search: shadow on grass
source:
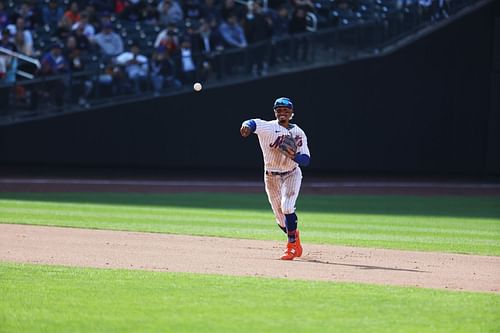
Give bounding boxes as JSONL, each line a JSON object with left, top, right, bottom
{"left": 0, "top": 192, "right": 499, "bottom": 219}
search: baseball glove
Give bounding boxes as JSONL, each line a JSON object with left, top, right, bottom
{"left": 278, "top": 135, "right": 297, "bottom": 159}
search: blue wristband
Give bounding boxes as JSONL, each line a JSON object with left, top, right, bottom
{"left": 242, "top": 119, "right": 256, "bottom": 132}
{"left": 294, "top": 154, "right": 310, "bottom": 167}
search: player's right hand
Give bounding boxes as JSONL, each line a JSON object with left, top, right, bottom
{"left": 240, "top": 126, "right": 251, "bottom": 137}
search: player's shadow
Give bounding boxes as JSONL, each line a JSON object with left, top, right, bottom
{"left": 298, "top": 258, "right": 428, "bottom": 273}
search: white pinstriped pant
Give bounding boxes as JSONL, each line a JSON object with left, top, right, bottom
{"left": 264, "top": 167, "right": 303, "bottom": 228}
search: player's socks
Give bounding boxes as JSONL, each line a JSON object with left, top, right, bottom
{"left": 285, "top": 213, "right": 298, "bottom": 243}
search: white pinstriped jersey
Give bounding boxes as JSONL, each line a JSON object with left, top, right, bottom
{"left": 253, "top": 119, "right": 310, "bottom": 172}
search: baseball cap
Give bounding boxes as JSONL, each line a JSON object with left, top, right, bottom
{"left": 274, "top": 97, "right": 293, "bottom": 109}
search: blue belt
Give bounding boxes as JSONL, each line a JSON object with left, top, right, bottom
{"left": 266, "top": 167, "right": 296, "bottom": 176}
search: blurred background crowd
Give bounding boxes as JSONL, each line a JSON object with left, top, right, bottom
{"left": 0, "top": 0, "right": 454, "bottom": 114}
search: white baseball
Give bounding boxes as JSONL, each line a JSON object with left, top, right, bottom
{"left": 193, "top": 82, "right": 202, "bottom": 92}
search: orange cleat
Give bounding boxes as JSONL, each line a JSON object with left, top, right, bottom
{"left": 280, "top": 242, "right": 298, "bottom": 260}
{"left": 295, "top": 230, "right": 303, "bottom": 257}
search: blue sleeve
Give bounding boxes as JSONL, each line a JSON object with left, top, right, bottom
{"left": 242, "top": 119, "right": 256, "bottom": 133}
{"left": 294, "top": 154, "right": 310, "bottom": 167}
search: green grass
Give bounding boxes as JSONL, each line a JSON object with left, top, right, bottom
{"left": 1, "top": 263, "right": 499, "bottom": 333}
{"left": 0, "top": 192, "right": 499, "bottom": 255}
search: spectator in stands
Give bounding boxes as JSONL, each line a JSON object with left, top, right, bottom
{"left": 96, "top": 10, "right": 113, "bottom": 31}
{"left": 219, "top": 12, "right": 247, "bottom": 75}
{"left": 64, "top": 2, "right": 81, "bottom": 25}
{"left": 289, "top": 6, "right": 309, "bottom": 61}
{"left": 175, "top": 36, "right": 197, "bottom": 85}
{"left": 9, "top": 2, "right": 39, "bottom": 30}
{"left": 0, "top": 2, "right": 8, "bottom": 30}
{"left": 114, "top": 0, "right": 127, "bottom": 15}
{"left": 154, "top": 23, "right": 179, "bottom": 56}
{"left": 64, "top": 35, "right": 93, "bottom": 108}
{"left": 0, "top": 24, "right": 11, "bottom": 42}
{"left": 14, "top": 29, "right": 33, "bottom": 56}
{"left": 71, "top": 22, "right": 91, "bottom": 53}
{"left": 71, "top": 12, "right": 95, "bottom": 40}
{"left": 82, "top": 3, "right": 99, "bottom": 27}
{"left": 242, "top": 0, "right": 272, "bottom": 76}
{"left": 41, "top": 42, "right": 68, "bottom": 75}
{"left": 200, "top": 0, "right": 220, "bottom": 24}
{"left": 42, "top": 0, "right": 64, "bottom": 29}
{"left": 119, "top": 0, "right": 146, "bottom": 21}
{"left": 183, "top": 19, "right": 199, "bottom": 45}
{"left": 140, "top": 3, "right": 160, "bottom": 25}
{"left": 55, "top": 14, "right": 73, "bottom": 41}
{"left": 219, "top": 12, "right": 247, "bottom": 49}
{"left": 40, "top": 42, "right": 68, "bottom": 107}
{"left": 13, "top": 28, "right": 35, "bottom": 80}
{"left": 0, "top": 28, "right": 16, "bottom": 114}
{"left": 97, "top": 58, "right": 125, "bottom": 97}
{"left": 116, "top": 41, "right": 149, "bottom": 94}
{"left": 272, "top": 5, "right": 290, "bottom": 38}
{"left": 289, "top": 6, "right": 308, "bottom": 34}
{"left": 150, "top": 46, "right": 181, "bottom": 94}
{"left": 64, "top": 36, "right": 82, "bottom": 69}
{"left": 93, "top": 22, "right": 124, "bottom": 59}
{"left": 219, "top": 0, "right": 241, "bottom": 21}
{"left": 184, "top": 0, "right": 203, "bottom": 21}
{"left": 157, "top": 0, "right": 184, "bottom": 26}
{"left": 192, "top": 18, "right": 224, "bottom": 80}
{"left": 270, "top": 5, "right": 291, "bottom": 63}
{"left": 6, "top": 18, "right": 34, "bottom": 57}
{"left": 41, "top": 44, "right": 63, "bottom": 74}
{"left": 0, "top": 28, "right": 17, "bottom": 84}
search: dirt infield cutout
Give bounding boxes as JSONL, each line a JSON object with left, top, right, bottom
{"left": 1, "top": 223, "right": 499, "bottom": 293}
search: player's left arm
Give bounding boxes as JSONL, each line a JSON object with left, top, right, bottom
{"left": 294, "top": 129, "right": 310, "bottom": 167}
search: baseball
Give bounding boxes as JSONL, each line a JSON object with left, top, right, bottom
{"left": 193, "top": 82, "right": 202, "bottom": 92}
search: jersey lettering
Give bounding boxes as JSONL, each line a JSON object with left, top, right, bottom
{"left": 294, "top": 135, "right": 303, "bottom": 147}
{"left": 251, "top": 119, "right": 310, "bottom": 172}
{"left": 269, "top": 135, "right": 286, "bottom": 148}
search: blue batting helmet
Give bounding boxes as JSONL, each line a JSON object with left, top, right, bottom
{"left": 273, "top": 97, "right": 293, "bottom": 110}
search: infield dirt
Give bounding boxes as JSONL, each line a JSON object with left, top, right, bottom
{"left": 1, "top": 223, "right": 499, "bottom": 293}
{"left": 1, "top": 176, "right": 499, "bottom": 294}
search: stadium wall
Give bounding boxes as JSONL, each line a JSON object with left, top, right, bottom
{"left": 0, "top": 1, "right": 498, "bottom": 176}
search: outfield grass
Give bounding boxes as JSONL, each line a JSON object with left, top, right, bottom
{"left": 0, "top": 192, "right": 499, "bottom": 255}
{"left": 1, "top": 263, "right": 499, "bottom": 333}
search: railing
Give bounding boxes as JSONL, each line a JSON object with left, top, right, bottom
{"left": 0, "top": 46, "right": 41, "bottom": 79}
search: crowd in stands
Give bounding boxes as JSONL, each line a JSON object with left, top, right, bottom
{"left": 0, "top": 0, "right": 453, "bottom": 112}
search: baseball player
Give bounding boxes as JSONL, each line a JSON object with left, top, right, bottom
{"left": 240, "top": 97, "right": 311, "bottom": 260}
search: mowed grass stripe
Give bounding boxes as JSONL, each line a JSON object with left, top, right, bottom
{"left": 1, "top": 263, "right": 499, "bottom": 333}
{"left": 2, "top": 203, "right": 499, "bottom": 234}
{"left": 4, "top": 207, "right": 498, "bottom": 238}
{"left": 2, "top": 205, "right": 498, "bottom": 239}
{"left": 3, "top": 212, "right": 499, "bottom": 246}
{"left": 1, "top": 192, "right": 499, "bottom": 217}
{"left": 0, "top": 207, "right": 266, "bottom": 225}
{"left": 0, "top": 192, "right": 499, "bottom": 255}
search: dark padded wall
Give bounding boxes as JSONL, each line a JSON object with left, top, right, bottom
{"left": 486, "top": 6, "right": 500, "bottom": 175}
{"left": 0, "top": 2, "right": 498, "bottom": 176}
